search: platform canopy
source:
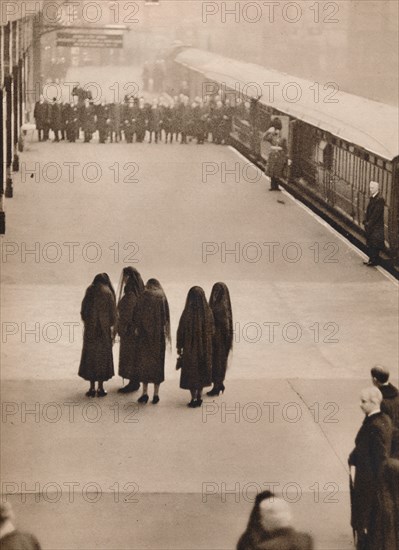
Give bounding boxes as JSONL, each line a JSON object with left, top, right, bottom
{"left": 175, "top": 48, "right": 399, "bottom": 161}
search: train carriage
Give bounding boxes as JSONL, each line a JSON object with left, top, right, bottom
{"left": 166, "top": 47, "right": 399, "bottom": 269}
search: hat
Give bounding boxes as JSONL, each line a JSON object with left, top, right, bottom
{"left": 371, "top": 365, "right": 390, "bottom": 384}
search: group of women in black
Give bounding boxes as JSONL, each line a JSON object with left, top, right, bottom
{"left": 78, "top": 267, "right": 233, "bottom": 407}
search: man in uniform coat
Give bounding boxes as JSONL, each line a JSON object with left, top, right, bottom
{"left": 371, "top": 365, "right": 399, "bottom": 458}
{"left": 66, "top": 96, "right": 80, "bottom": 142}
{"left": 123, "top": 98, "right": 137, "bottom": 143}
{"left": 80, "top": 98, "right": 96, "bottom": 143}
{"left": 135, "top": 99, "right": 147, "bottom": 143}
{"left": 363, "top": 181, "right": 385, "bottom": 266}
{"left": 96, "top": 101, "right": 111, "bottom": 144}
{"left": 348, "top": 386, "right": 392, "bottom": 550}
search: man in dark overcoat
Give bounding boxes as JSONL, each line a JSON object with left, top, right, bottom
{"left": 66, "top": 96, "right": 80, "bottom": 142}
{"left": 50, "top": 98, "right": 62, "bottom": 142}
{"left": 371, "top": 365, "right": 399, "bottom": 458}
{"left": 33, "top": 95, "right": 49, "bottom": 142}
{"left": 348, "top": 386, "right": 392, "bottom": 550}
{"left": 80, "top": 98, "right": 96, "bottom": 143}
{"left": 123, "top": 98, "right": 137, "bottom": 143}
{"left": 363, "top": 181, "right": 385, "bottom": 266}
{"left": 96, "top": 101, "right": 111, "bottom": 144}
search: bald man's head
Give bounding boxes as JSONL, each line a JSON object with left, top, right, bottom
{"left": 370, "top": 181, "right": 379, "bottom": 195}
{"left": 360, "top": 386, "right": 383, "bottom": 416}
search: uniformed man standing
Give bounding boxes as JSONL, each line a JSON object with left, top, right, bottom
{"left": 123, "top": 98, "right": 137, "bottom": 143}
{"left": 66, "top": 95, "right": 80, "bottom": 142}
{"left": 80, "top": 98, "right": 96, "bottom": 143}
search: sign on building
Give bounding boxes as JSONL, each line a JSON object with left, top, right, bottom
{"left": 56, "top": 32, "right": 123, "bottom": 48}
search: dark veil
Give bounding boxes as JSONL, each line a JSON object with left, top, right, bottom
{"left": 177, "top": 286, "right": 213, "bottom": 354}
{"left": 209, "top": 282, "right": 233, "bottom": 352}
{"left": 81, "top": 273, "right": 115, "bottom": 321}
{"left": 117, "top": 266, "right": 145, "bottom": 304}
{"left": 135, "top": 278, "right": 171, "bottom": 346}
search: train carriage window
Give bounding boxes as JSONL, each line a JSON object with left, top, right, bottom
{"left": 386, "top": 162, "right": 392, "bottom": 173}
{"left": 369, "top": 154, "right": 375, "bottom": 165}
{"left": 377, "top": 158, "right": 384, "bottom": 168}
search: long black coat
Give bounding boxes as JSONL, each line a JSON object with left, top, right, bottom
{"left": 78, "top": 284, "right": 116, "bottom": 382}
{"left": 237, "top": 526, "right": 313, "bottom": 550}
{"left": 348, "top": 412, "right": 392, "bottom": 533}
{"left": 50, "top": 103, "right": 62, "bottom": 131}
{"left": 177, "top": 307, "right": 214, "bottom": 390}
{"left": 117, "top": 292, "right": 140, "bottom": 380}
{"left": 80, "top": 104, "right": 96, "bottom": 133}
{"left": 34, "top": 101, "right": 49, "bottom": 130}
{"left": 134, "top": 289, "right": 169, "bottom": 384}
{"left": 364, "top": 194, "right": 385, "bottom": 249}
{"left": 211, "top": 306, "right": 231, "bottom": 385}
{"left": 383, "top": 458, "right": 399, "bottom": 550}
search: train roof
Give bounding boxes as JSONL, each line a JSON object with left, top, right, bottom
{"left": 175, "top": 48, "right": 399, "bottom": 161}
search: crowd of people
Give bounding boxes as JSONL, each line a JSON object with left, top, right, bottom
{"left": 78, "top": 268, "right": 233, "bottom": 407}
{"left": 33, "top": 90, "right": 241, "bottom": 146}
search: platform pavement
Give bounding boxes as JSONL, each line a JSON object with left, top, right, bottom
{"left": 2, "top": 378, "right": 355, "bottom": 549}
{"left": 1, "top": 137, "right": 398, "bottom": 549}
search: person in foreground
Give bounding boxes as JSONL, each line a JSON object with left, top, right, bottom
{"left": 0, "top": 502, "right": 41, "bottom": 550}
{"left": 371, "top": 365, "right": 399, "bottom": 458}
{"left": 348, "top": 386, "right": 392, "bottom": 550}
{"left": 236, "top": 491, "right": 313, "bottom": 550}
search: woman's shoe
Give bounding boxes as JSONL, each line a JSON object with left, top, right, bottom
{"left": 187, "top": 399, "right": 197, "bottom": 408}
{"left": 207, "top": 384, "right": 225, "bottom": 396}
{"left": 152, "top": 396, "right": 160, "bottom": 405}
{"left": 85, "top": 389, "right": 96, "bottom": 398}
{"left": 138, "top": 394, "right": 149, "bottom": 404}
{"left": 195, "top": 399, "right": 203, "bottom": 407}
{"left": 97, "top": 388, "right": 107, "bottom": 397}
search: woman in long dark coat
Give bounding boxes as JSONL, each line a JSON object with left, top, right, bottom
{"left": 134, "top": 279, "right": 171, "bottom": 404}
{"left": 78, "top": 273, "right": 117, "bottom": 397}
{"left": 207, "top": 282, "right": 233, "bottom": 396}
{"left": 176, "top": 286, "right": 214, "bottom": 408}
{"left": 117, "top": 267, "right": 145, "bottom": 393}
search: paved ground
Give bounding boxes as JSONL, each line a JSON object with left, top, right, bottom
{"left": 1, "top": 133, "right": 398, "bottom": 549}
